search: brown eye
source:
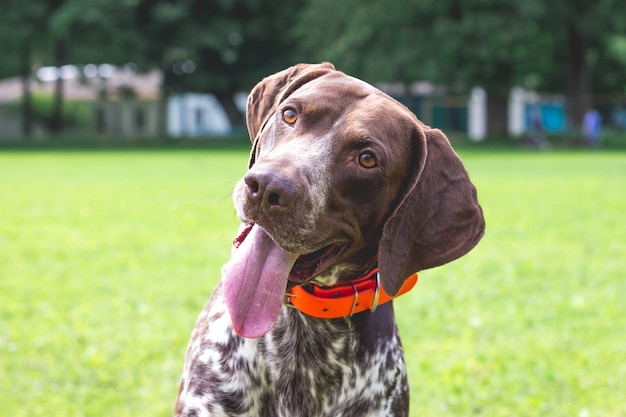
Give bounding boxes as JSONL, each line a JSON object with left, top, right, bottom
{"left": 282, "top": 109, "right": 298, "bottom": 124}
{"left": 358, "top": 152, "right": 377, "bottom": 168}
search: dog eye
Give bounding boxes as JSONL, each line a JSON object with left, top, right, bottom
{"left": 282, "top": 109, "right": 298, "bottom": 124}
{"left": 358, "top": 152, "right": 377, "bottom": 168}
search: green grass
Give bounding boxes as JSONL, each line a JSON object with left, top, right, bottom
{"left": 399, "top": 150, "right": 626, "bottom": 416}
{"left": 1, "top": 148, "right": 624, "bottom": 416}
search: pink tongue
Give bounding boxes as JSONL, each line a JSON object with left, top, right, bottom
{"left": 223, "top": 224, "right": 299, "bottom": 338}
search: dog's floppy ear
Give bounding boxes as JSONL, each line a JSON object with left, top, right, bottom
{"left": 246, "top": 63, "right": 336, "bottom": 165}
{"left": 379, "top": 127, "right": 485, "bottom": 296}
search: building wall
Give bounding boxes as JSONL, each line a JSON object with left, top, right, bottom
{"left": 167, "top": 94, "right": 231, "bottom": 137}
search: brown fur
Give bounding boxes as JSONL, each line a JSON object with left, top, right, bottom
{"left": 174, "top": 63, "right": 485, "bottom": 417}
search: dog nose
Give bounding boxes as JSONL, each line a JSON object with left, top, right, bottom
{"left": 244, "top": 169, "right": 298, "bottom": 211}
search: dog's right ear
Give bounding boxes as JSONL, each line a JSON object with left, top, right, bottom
{"left": 246, "top": 63, "right": 336, "bottom": 167}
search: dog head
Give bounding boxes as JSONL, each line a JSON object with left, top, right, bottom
{"left": 223, "top": 63, "right": 484, "bottom": 337}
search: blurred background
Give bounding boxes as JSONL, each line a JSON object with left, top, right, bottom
{"left": 2, "top": 1, "right": 626, "bottom": 416}
{"left": 1, "top": 0, "right": 625, "bottom": 146}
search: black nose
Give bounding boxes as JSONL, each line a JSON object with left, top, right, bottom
{"left": 244, "top": 169, "right": 298, "bottom": 211}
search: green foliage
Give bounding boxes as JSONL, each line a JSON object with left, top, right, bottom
{"left": 1, "top": 148, "right": 625, "bottom": 416}
{"left": 294, "top": 0, "right": 625, "bottom": 95}
{"left": 2, "top": 0, "right": 625, "bottom": 134}
{"left": 133, "top": 0, "right": 300, "bottom": 94}
{"left": 0, "top": 1, "right": 49, "bottom": 77}
{"left": 1, "top": 0, "right": 624, "bottom": 95}
{"left": 0, "top": 0, "right": 139, "bottom": 75}
{"left": 49, "top": 0, "right": 143, "bottom": 65}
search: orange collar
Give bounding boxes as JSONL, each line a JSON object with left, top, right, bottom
{"left": 283, "top": 268, "right": 418, "bottom": 319}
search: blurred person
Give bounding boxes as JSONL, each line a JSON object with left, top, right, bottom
{"left": 582, "top": 106, "right": 602, "bottom": 147}
{"left": 528, "top": 107, "right": 551, "bottom": 149}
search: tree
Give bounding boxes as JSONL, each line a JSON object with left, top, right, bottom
{"left": 1, "top": 0, "right": 302, "bottom": 135}
{"left": 134, "top": 0, "right": 300, "bottom": 127}
{"left": 45, "top": 0, "right": 142, "bottom": 133}
{"left": 537, "top": 1, "right": 626, "bottom": 123}
{"left": 293, "top": 0, "right": 540, "bottom": 133}
{"left": 0, "top": 0, "right": 49, "bottom": 137}
{"left": 293, "top": 0, "right": 626, "bottom": 134}
{"left": 0, "top": 0, "right": 140, "bottom": 135}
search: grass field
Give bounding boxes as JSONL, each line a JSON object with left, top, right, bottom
{"left": 1, "top": 147, "right": 624, "bottom": 416}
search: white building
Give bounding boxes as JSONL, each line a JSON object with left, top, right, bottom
{"left": 167, "top": 93, "right": 231, "bottom": 137}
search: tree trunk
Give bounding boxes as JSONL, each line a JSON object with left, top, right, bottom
{"left": 566, "top": 24, "right": 590, "bottom": 127}
{"left": 214, "top": 91, "right": 245, "bottom": 130}
{"left": 487, "top": 93, "right": 508, "bottom": 136}
{"left": 158, "top": 85, "right": 169, "bottom": 137}
{"left": 50, "top": 39, "right": 67, "bottom": 134}
{"left": 20, "top": 53, "right": 33, "bottom": 139}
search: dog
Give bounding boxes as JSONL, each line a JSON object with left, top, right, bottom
{"left": 174, "top": 63, "right": 484, "bottom": 417}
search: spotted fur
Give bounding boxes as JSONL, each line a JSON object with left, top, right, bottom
{"left": 175, "top": 284, "right": 408, "bottom": 417}
{"left": 174, "top": 63, "right": 484, "bottom": 417}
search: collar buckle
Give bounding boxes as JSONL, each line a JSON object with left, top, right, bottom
{"left": 349, "top": 283, "right": 359, "bottom": 317}
{"left": 370, "top": 272, "right": 381, "bottom": 313}
{"left": 283, "top": 290, "right": 297, "bottom": 309}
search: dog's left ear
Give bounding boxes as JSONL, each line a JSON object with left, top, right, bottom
{"left": 379, "top": 127, "right": 485, "bottom": 296}
{"left": 246, "top": 63, "right": 336, "bottom": 166}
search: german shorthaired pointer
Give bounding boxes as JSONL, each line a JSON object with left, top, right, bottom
{"left": 174, "top": 63, "right": 484, "bottom": 417}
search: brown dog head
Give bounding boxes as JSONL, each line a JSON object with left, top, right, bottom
{"left": 224, "top": 63, "right": 484, "bottom": 337}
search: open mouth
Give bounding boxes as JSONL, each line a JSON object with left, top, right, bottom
{"left": 289, "top": 243, "right": 344, "bottom": 282}
{"left": 235, "top": 223, "right": 344, "bottom": 284}
{"left": 225, "top": 222, "right": 346, "bottom": 338}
